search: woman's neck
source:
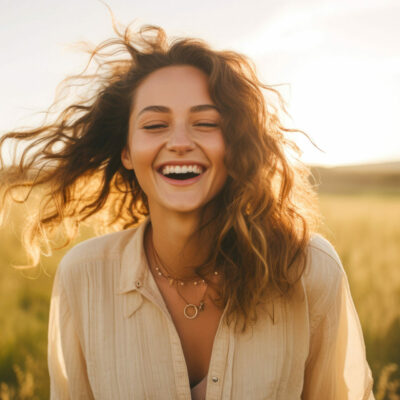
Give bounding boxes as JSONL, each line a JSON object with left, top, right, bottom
{"left": 148, "top": 209, "right": 215, "bottom": 280}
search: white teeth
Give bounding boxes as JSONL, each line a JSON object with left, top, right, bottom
{"left": 161, "top": 164, "right": 204, "bottom": 176}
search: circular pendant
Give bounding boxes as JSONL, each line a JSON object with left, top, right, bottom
{"left": 183, "top": 304, "right": 199, "bottom": 319}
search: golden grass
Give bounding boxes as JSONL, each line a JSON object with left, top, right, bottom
{"left": 319, "top": 194, "right": 400, "bottom": 339}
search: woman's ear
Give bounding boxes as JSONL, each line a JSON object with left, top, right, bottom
{"left": 121, "top": 147, "right": 134, "bottom": 170}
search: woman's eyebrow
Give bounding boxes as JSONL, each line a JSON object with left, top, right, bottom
{"left": 137, "top": 104, "right": 219, "bottom": 117}
{"left": 137, "top": 105, "right": 170, "bottom": 116}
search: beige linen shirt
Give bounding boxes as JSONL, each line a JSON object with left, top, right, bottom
{"left": 48, "top": 220, "right": 374, "bottom": 399}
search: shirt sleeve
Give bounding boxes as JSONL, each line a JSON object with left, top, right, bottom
{"left": 48, "top": 265, "right": 94, "bottom": 400}
{"left": 302, "top": 246, "right": 374, "bottom": 400}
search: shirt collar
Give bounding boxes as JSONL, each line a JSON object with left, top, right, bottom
{"left": 118, "top": 217, "right": 150, "bottom": 294}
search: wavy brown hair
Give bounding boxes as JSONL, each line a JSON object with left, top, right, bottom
{"left": 0, "top": 23, "right": 319, "bottom": 331}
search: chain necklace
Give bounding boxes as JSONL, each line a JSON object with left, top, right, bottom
{"left": 154, "top": 264, "right": 208, "bottom": 287}
{"left": 149, "top": 232, "right": 218, "bottom": 319}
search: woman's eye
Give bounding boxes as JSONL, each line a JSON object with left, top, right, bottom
{"left": 143, "top": 123, "right": 168, "bottom": 130}
{"left": 194, "top": 122, "right": 218, "bottom": 128}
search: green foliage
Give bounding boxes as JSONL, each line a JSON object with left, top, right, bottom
{"left": 0, "top": 194, "right": 399, "bottom": 398}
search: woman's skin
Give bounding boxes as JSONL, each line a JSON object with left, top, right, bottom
{"left": 121, "top": 65, "right": 227, "bottom": 385}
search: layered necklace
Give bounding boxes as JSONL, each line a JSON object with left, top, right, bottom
{"left": 149, "top": 232, "right": 219, "bottom": 320}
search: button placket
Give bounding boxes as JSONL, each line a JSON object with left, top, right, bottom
{"left": 206, "top": 322, "right": 230, "bottom": 399}
{"left": 137, "top": 281, "right": 191, "bottom": 399}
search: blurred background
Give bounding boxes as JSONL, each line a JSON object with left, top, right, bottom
{"left": 0, "top": 0, "right": 399, "bottom": 398}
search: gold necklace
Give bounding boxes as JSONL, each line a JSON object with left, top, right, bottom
{"left": 154, "top": 264, "right": 208, "bottom": 287}
{"left": 176, "top": 283, "right": 207, "bottom": 319}
{"left": 149, "top": 233, "right": 215, "bottom": 319}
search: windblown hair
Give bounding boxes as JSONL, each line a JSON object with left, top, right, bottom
{"left": 0, "top": 23, "right": 319, "bottom": 331}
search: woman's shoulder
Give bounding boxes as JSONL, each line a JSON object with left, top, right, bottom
{"left": 56, "top": 226, "right": 141, "bottom": 285}
{"left": 62, "top": 228, "right": 136, "bottom": 264}
{"left": 302, "top": 234, "right": 346, "bottom": 312}
{"left": 305, "top": 234, "right": 344, "bottom": 278}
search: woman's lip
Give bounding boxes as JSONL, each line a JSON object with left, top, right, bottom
{"left": 155, "top": 161, "right": 208, "bottom": 170}
{"left": 156, "top": 170, "right": 205, "bottom": 186}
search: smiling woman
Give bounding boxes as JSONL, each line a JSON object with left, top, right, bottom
{"left": 0, "top": 23, "right": 373, "bottom": 399}
{"left": 122, "top": 66, "right": 227, "bottom": 216}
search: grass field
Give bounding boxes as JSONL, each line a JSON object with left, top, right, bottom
{"left": 0, "top": 191, "right": 399, "bottom": 399}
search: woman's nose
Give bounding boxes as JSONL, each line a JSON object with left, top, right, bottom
{"left": 165, "top": 125, "right": 195, "bottom": 154}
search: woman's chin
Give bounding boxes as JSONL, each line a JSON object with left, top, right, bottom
{"left": 149, "top": 195, "right": 208, "bottom": 216}
{"left": 163, "top": 201, "right": 204, "bottom": 215}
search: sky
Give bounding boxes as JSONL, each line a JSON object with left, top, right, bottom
{"left": 1, "top": 0, "right": 399, "bottom": 166}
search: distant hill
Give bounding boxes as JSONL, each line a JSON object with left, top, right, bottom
{"left": 310, "top": 161, "right": 400, "bottom": 194}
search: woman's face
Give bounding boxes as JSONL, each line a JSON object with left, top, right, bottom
{"left": 122, "top": 65, "right": 227, "bottom": 216}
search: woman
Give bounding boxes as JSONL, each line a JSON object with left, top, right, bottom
{"left": 0, "top": 24, "right": 373, "bottom": 399}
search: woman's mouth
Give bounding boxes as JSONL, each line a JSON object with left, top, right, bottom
{"left": 156, "top": 163, "right": 207, "bottom": 184}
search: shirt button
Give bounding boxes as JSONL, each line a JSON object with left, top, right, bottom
{"left": 135, "top": 281, "right": 142, "bottom": 288}
{"left": 212, "top": 376, "right": 219, "bottom": 383}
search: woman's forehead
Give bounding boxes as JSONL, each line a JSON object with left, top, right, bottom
{"left": 132, "top": 65, "right": 214, "bottom": 115}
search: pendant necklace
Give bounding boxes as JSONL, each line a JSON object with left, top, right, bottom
{"left": 176, "top": 283, "right": 207, "bottom": 319}
{"left": 149, "top": 232, "right": 218, "bottom": 319}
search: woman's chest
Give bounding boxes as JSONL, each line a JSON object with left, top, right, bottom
{"left": 79, "top": 288, "right": 311, "bottom": 399}
{"left": 168, "top": 299, "right": 224, "bottom": 387}
{"left": 155, "top": 275, "right": 225, "bottom": 386}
